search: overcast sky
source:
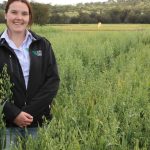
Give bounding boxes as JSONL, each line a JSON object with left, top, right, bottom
{"left": 0, "top": 0, "right": 108, "bottom": 5}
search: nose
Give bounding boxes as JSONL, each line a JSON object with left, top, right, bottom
{"left": 16, "top": 13, "right": 22, "bottom": 20}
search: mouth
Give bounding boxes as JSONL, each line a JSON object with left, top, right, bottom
{"left": 13, "top": 22, "right": 24, "bottom": 26}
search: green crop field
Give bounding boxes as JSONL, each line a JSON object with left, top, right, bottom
{"left": 46, "top": 24, "right": 150, "bottom": 31}
{"left": 0, "top": 24, "right": 150, "bottom": 150}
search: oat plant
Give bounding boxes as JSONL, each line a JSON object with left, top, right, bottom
{"left": 0, "top": 64, "right": 13, "bottom": 149}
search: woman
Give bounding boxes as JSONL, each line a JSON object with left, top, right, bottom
{"left": 0, "top": 0, "right": 60, "bottom": 148}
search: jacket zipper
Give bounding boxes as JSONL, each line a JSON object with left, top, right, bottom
{"left": 1, "top": 37, "right": 39, "bottom": 106}
{"left": 9, "top": 54, "right": 27, "bottom": 106}
{"left": 9, "top": 55, "right": 13, "bottom": 73}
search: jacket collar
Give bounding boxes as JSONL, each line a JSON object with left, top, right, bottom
{"left": 0, "top": 30, "right": 42, "bottom": 46}
{"left": 28, "top": 30, "right": 43, "bottom": 41}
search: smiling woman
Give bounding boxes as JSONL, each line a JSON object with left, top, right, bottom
{"left": 5, "top": 1, "right": 32, "bottom": 47}
{"left": 0, "top": 0, "right": 60, "bottom": 149}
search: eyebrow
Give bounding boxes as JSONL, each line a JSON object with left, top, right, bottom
{"left": 10, "top": 9, "right": 29, "bottom": 13}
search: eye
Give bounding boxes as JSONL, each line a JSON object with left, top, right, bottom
{"left": 22, "top": 12, "right": 29, "bottom": 16}
{"left": 11, "top": 10, "right": 17, "bottom": 14}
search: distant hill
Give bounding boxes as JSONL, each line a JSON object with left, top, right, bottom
{"left": 0, "top": 1, "right": 150, "bottom": 24}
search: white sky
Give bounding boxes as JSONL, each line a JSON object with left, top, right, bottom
{"left": 0, "top": 0, "right": 108, "bottom": 5}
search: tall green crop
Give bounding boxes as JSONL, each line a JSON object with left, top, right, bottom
{"left": 0, "top": 65, "right": 13, "bottom": 149}
{"left": 0, "top": 24, "right": 150, "bottom": 150}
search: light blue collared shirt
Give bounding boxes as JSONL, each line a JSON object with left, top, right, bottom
{"left": 1, "top": 30, "right": 35, "bottom": 89}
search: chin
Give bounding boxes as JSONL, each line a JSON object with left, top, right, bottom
{"left": 13, "top": 29, "right": 26, "bottom": 33}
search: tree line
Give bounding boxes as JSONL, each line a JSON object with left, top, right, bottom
{"left": 0, "top": 0, "right": 150, "bottom": 25}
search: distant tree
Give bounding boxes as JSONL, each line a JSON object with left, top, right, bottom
{"left": 0, "top": 1, "right": 7, "bottom": 10}
{"left": 61, "top": 14, "right": 71, "bottom": 24}
{"left": 120, "top": 9, "right": 129, "bottom": 23}
{"left": 49, "top": 14, "right": 61, "bottom": 24}
{"left": 90, "top": 12, "right": 99, "bottom": 23}
{"left": 79, "top": 12, "right": 91, "bottom": 23}
{"left": 70, "top": 16, "right": 80, "bottom": 24}
{"left": 108, "top": 0, "right": 116, "bottom": 2}
{"left": 0, "top": 11, "right": 5, "bottom": 23}
{"left": 109, "top": 8, "right": 122, "bottom": 23}
{"left": 0, "top": 0, "right": 150, "bottom": 24}
{"left": 99, "top": 11, "right": 112, "bottom": 23}
{"left": 125, "top": 10, "right": 137, "bottom": 23}
{"left": 49, "top": 14, "right": 71, "bottom": 24}
{"left": 31, "top": 2, "right": 49, "bottom": 25}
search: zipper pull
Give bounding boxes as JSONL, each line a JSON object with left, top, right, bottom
{"left": 9, "top": 55, "right": 13, "bottom": 73}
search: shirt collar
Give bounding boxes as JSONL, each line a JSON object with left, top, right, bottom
{"left": 22, "top": 30, "right": 36, "bottom": 44}
{"left": 1, "top": 29, "right": 35, "bottom": 43}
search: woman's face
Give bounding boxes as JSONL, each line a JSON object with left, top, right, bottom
{"left": 5, "top": 1, "right": 30, "bottom": 34}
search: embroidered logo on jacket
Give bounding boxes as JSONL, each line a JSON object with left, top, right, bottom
{"left": 25, "top": 48, "right": 42, "bottom": 56}
{"left": 32, "top": 50, "right": 42, "bottom": 56}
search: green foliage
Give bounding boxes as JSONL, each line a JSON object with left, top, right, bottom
{"left": 48, "top": 1, "right": 150, "bottom": 24}
{"left": 1, "top": 1, "right": 150, "bottom": 24}
{"left": 0, "top": 64, "right": 13, "bottom": 105}
{"left": 0, "top": 10, "right": 5, "bottom": 23}
{"left": 0, "top": 64, "right": 13, "bottom": 149}
{"left": 9, "top": 25, "right": 150, "bottom": 149}
{"left": 31, "top": 2, "right": 49, "bottom": 25}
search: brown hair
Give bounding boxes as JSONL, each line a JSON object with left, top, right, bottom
{"left": 5, "top": 0, "right": 33, "bottom": 26}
